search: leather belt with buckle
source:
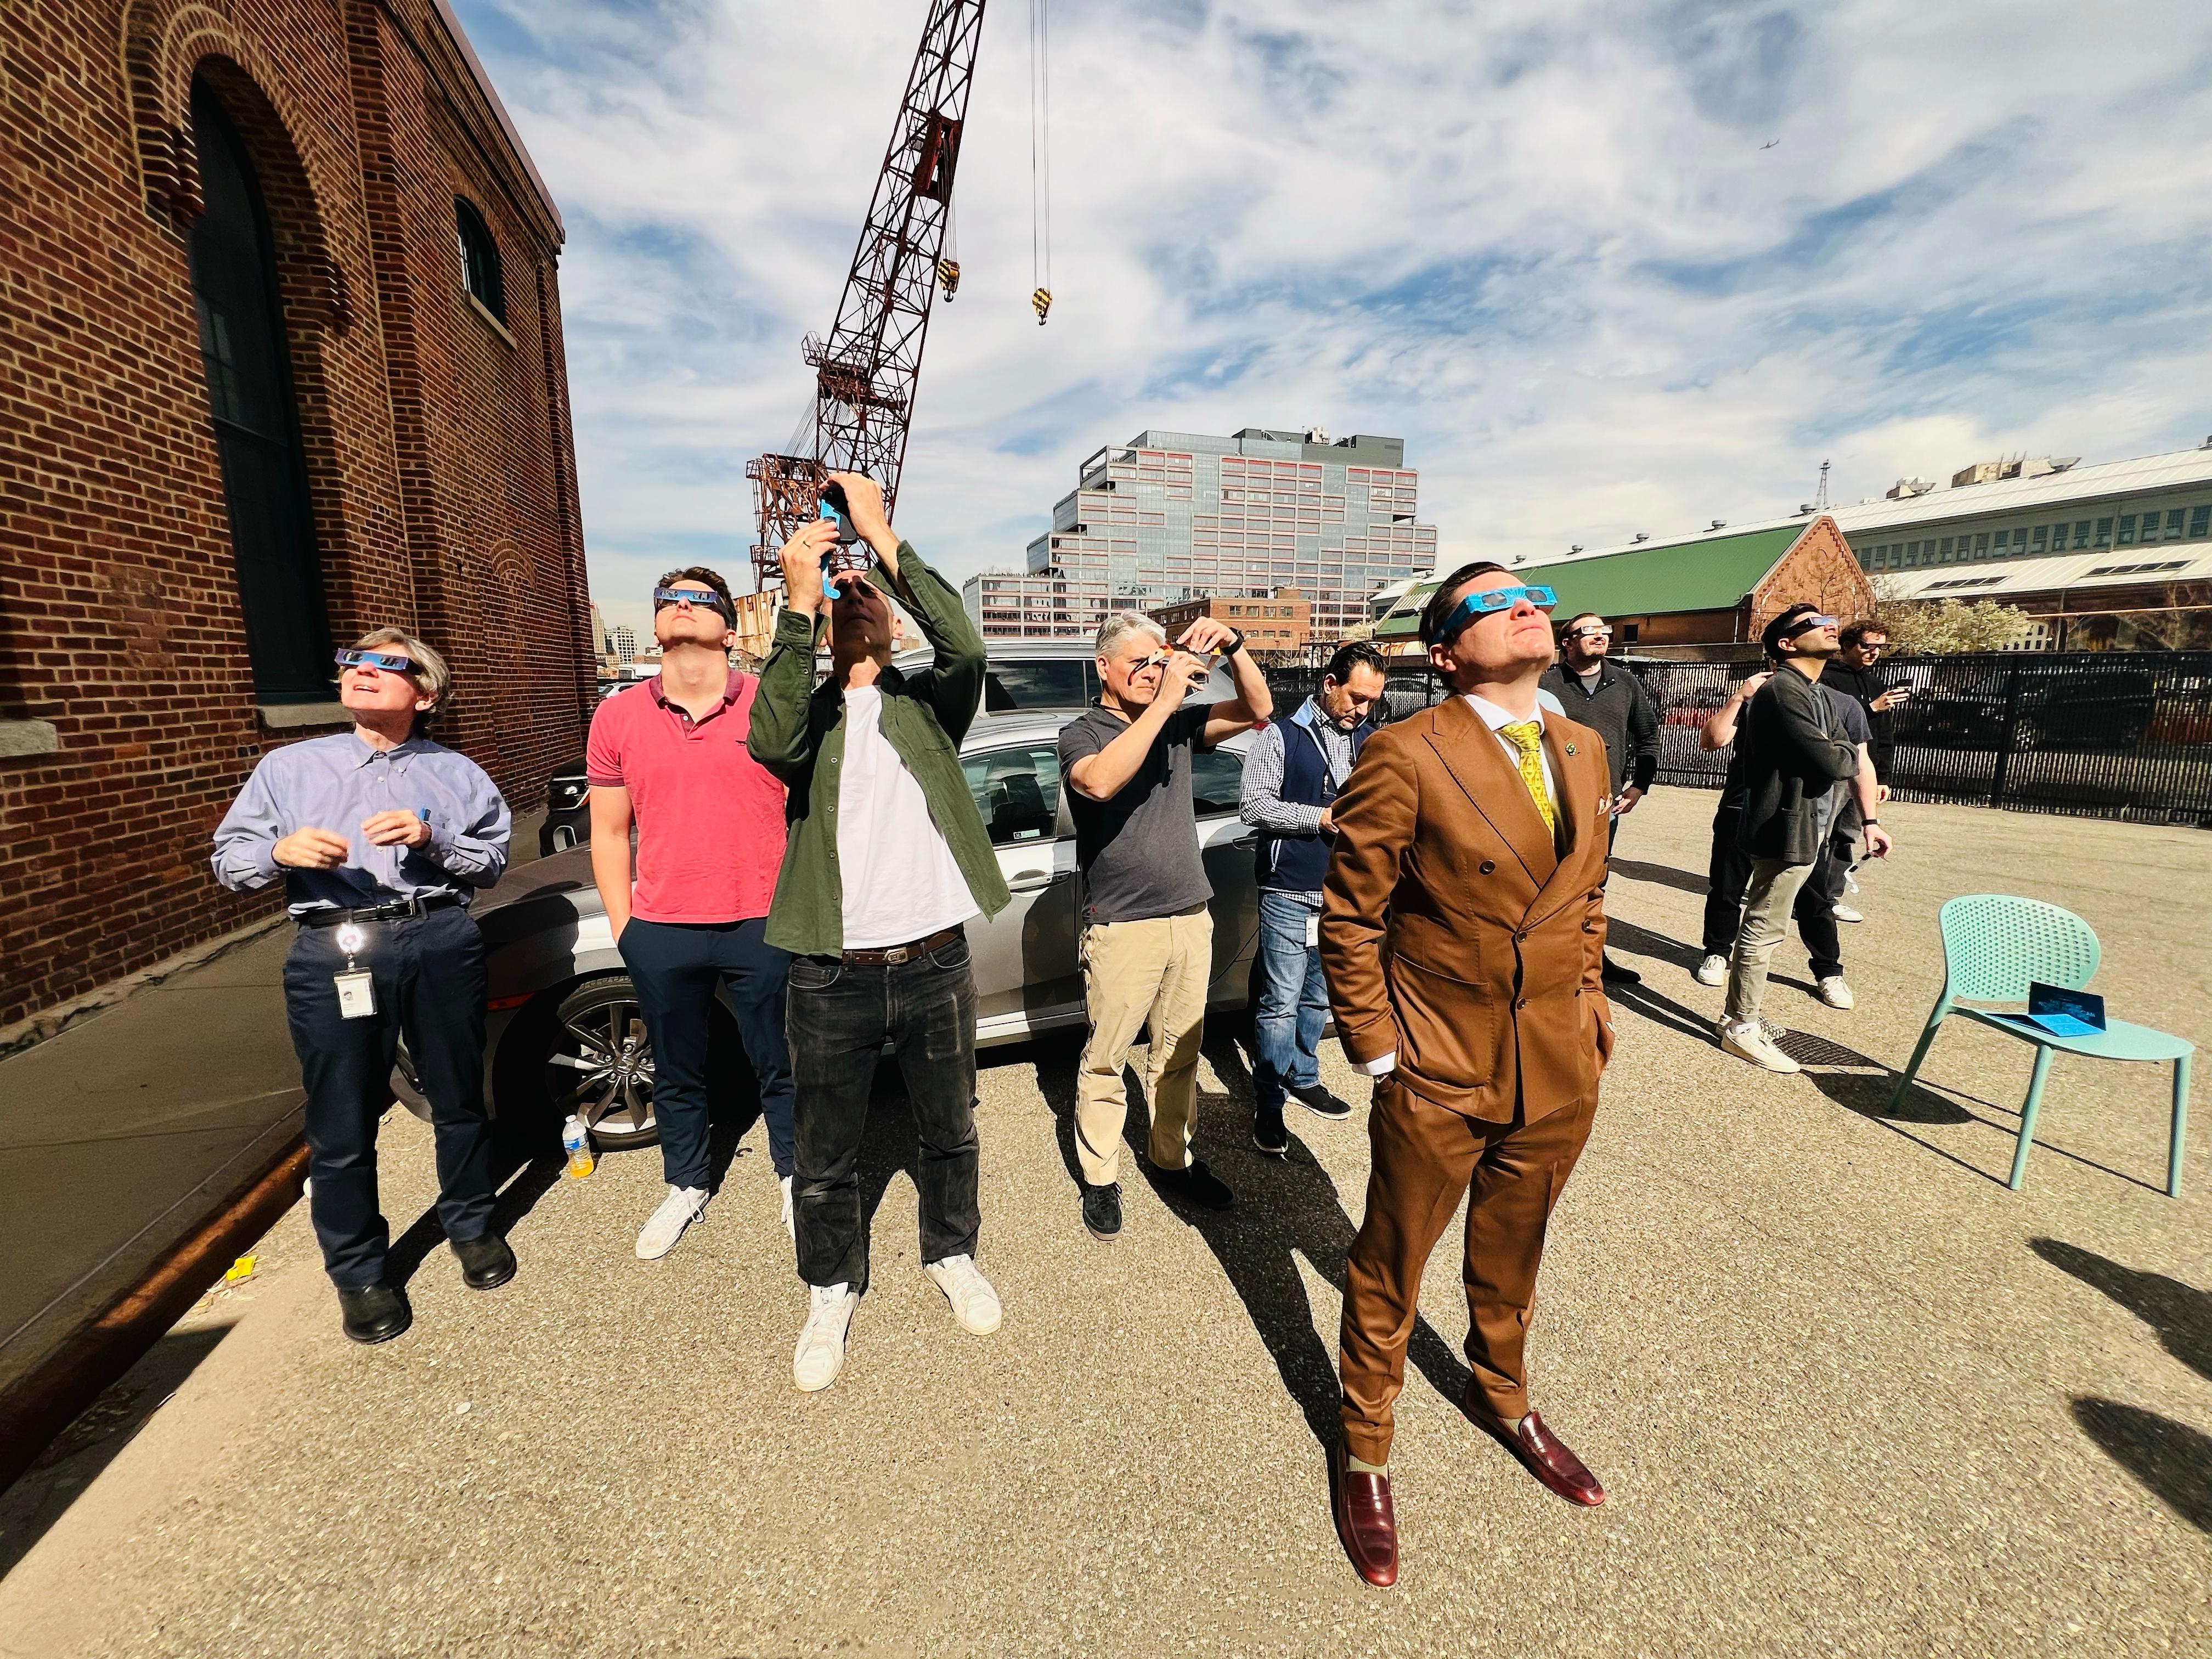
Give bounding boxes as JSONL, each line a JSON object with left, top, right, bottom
{"left": 300, "top": 895, "right": 462, "bottom": 928}
{"left": 840, "top": 924, "right": 962, "bottom": 966}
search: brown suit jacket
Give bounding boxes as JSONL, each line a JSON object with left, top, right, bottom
{"left": 1320, "top": 693, "right": 1616, "bottom": 1124}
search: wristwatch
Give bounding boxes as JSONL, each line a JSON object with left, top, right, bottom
{"left": 1863, "top": 817, "right": 1880, "bottom": 825}
{"left": 1222, "top": 627, "right": 1246, "bottom": 655}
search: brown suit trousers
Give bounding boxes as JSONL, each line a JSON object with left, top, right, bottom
{"left": 1319, "top": 695, "right": 1615, "bottom": 1462}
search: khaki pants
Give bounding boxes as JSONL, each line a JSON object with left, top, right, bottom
{"left": 1723, "top": 857, "right": 1816, "bottom": 1026}
{"left": 1075, "top": 909, "right": 1213, "bottom": 1186}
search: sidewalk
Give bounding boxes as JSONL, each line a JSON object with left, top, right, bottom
{"left": 0, "top": 808, "right": 548, "bottom": 1408}
{"left": 1, "top": 792, "right": 2205, "bottom": 1656}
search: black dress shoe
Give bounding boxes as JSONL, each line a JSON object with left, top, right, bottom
{"left": 1289, "top": 1082, "right": 1353, "bottom": 1120}
{"left": 1155, "top": 1157, "right": 1235, "bottom": 1211}
{"left": 1081, "top": 1181, "right": 1123, "bottom": 1242}
{"left": 452, "top": 1232, "right": 516, "bottom": 1291}
{"left": 337, "top": 1282, "right": 411, "bottom": 1345}
{"left": 1253, "top": 1103, "right": 1290, "bottom": 1157}
{"left": 1600, "top": 957, "right": 1641, "bottom": 985}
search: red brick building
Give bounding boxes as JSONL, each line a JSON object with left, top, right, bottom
{"left": 1, "top": 0, "right": 590, "bottom": 1029}
{"left": 1149, "top": 587, "right": 1314, "bottom": 656}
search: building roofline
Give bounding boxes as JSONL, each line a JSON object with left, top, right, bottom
{"left": 427, "top": 0, "right": 564, "bottom": 241}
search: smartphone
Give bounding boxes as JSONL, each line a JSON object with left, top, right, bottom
{"left": 817, "top": 482, "right": 859, "bottom": 547}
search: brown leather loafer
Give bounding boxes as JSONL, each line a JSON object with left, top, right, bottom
{"left": 1330, "top": 1440, "right": 1400, "bottom": 1588}
{"left": 1466, "top": 1401, "right": 1606, "bottom": 1507}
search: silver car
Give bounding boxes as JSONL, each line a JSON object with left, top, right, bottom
{"left": 400, "top": 709, "right": 1261, "bottom": 1152}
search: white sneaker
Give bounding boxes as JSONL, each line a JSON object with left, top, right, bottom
{"left": 1816, "top": 976, "right": 1856, "bottom": 1009}
{"left": 923, "top": 1254, "right": 1003, "bottom": 1335}
{"left": 793, "top": 1282, "right": 857, "bottom": 1391}
{"left": 780, "top": 1175, "right": 794, "bottom": 1240}
{"left": 1718, "top": 1018, "right": 1801, "bottom": 1073}
{"left": 635, "top": 1185, "right": 708, "bottom": 1260}
{"left": 1832, "top": 902, "right": 1864, "bottom": 924}
{"left": 1694, "top": 954, "right": 1728, "bottom": 986}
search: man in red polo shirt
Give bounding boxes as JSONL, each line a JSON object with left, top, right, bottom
{"left": 588, "top": 567, "right": 794, "bottom": 1260}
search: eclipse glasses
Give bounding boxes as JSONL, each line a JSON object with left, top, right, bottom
{"left": 653, "top": 586, "right": 733, "bottom": 622}
{"left": 335, "top": 648, "right": 417, "bottom": 674}
{"left": 1433, "top": 583, "right": 1558, "bottom": 645}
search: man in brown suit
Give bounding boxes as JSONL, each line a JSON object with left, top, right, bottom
{"left": 1319, "top": 561, "right": 1617, "bottom": 1588}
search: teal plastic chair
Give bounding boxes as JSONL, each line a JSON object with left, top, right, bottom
{"left": 1890, "top": 895, "right": 2193, "bottom": 1195}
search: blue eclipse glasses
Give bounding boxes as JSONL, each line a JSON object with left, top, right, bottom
{"left": 653, "top": 586, "right": 733, "bottom": 621}
{"left": 335, "top": 648, "right": 416, "bottom": 674}
{"left": 1432, "top": 583, "right": 1558, "bottom": 645}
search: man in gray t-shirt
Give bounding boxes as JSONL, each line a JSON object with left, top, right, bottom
{"left": 1056, "top": 610, "right": 1272, "bottom": 1242}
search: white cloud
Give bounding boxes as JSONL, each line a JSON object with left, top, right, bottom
{"left": 454, "top": 0, "right": 2212, "bottom": 603}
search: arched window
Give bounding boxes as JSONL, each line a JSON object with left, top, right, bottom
{"left": 455, "top": 198, "right": 505, "bottom": 323}
{"left": 185, "top": 79, "right": 331, "bottom": 702}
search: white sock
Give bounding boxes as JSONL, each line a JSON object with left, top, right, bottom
{"left": 1347, "top": 1451, "right": 1387, "bottom": 1476}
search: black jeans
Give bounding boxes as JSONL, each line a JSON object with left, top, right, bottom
{"left": 786, "top": 930, "right": 980, "bottom": 1293}
{"left": 619, "top": 916, "right": 796, "bottom": 1187}
{"left": 1701, "top": 803, "right": 1843, "bottom": 980}
{"left": 283, "top": 904, "right": 493, "bottom": 1289}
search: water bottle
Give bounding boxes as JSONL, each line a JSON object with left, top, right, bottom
{"left": 561, "top": 1114, "right": 595, "bottom": 1180}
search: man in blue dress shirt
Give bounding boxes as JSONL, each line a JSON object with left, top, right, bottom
{"left": 213, "top": 628, "right": 512, "bottom": 1344}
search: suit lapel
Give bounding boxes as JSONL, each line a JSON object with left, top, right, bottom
{"left": 1425, "top": 695, "right": 1558, "bottom": 888}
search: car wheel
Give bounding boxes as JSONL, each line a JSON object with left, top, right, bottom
{"left": 543, "top": 975, "right": 663, "bottom": 1150}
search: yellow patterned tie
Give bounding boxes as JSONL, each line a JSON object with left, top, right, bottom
{"left": 1500, "top": 721, "right": 1557, "bottom": 837}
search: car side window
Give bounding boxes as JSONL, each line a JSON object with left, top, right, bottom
{"left": 963, "top": 743, "right": 1063, "bottom": 845}
{"left": 1189, "top": 744, "right": 1245, "bottom": 817}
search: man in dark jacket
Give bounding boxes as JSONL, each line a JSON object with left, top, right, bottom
{"left": 1717, "top": 605, "right": 1867, "bottom": 1073}
{"left": 1539, "top": 612, "right": 1660, "bottom": 985}
{"left": 1809, "top": 620, "right": 1908, "bottom": 924}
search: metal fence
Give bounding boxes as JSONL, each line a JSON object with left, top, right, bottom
{"left": 1262, "top": 653, "right": 2212, "bottom": 827}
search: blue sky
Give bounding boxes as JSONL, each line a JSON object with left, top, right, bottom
{"left": 450, "top": 0, "right": 2212, "bottom": 640}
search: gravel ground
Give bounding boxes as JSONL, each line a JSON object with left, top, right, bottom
{"left": 2, "top": 789, "right": 2207, "bottom": 1658}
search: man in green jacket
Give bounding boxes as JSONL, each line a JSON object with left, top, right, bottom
{"left": 749, "top": 472, "right": 1011, "bottom": 1393}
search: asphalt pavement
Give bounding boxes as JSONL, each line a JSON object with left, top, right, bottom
{"left": 1, "top": 789, "right": 2207, "bottom": 1657}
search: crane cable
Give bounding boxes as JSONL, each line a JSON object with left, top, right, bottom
{"left": 1029, "top": 0, "right": 1052, "bottom": 325}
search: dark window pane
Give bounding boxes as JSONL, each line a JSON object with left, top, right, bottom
{"left": 962, "top": 744, "right": 1062, "bottom": 845}
{"left": 187, "top": 81, "right": 330, "bottom": 701}
{"left": 1190, "top": 746, "right": 1245, "bottom": 816}
{"left": 983, "top": 659, "right": 1089, "bottom": 710}
{"left": 455, "top": 198, "right": 505, "bottom": 322}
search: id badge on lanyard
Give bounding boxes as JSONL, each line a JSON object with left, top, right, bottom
{"left": 333, "top": 923, "right": 376, "bottom": 1019}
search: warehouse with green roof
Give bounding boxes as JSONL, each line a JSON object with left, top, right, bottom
{"left": 1372, "top": 514, "right": 1875, "bottom": 658}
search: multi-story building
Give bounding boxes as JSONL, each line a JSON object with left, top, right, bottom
{"left": 1508, "top": 443, "right": 2212, "bottom": 653}
{"left": 1150, "top": 588, "right": 1312, "bottom": 656}
{"left": 2, "top": 0, "right": 589, "bottom": 1032}
{"left": 964, "top": 427, "right": 1437, "bottom": 645}
{"left": 611, "top": 624, "right": 639, "bottom": 662}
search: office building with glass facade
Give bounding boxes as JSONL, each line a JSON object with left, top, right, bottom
{"left": 963, "top": 427, "right": 1437, "bottom": 644}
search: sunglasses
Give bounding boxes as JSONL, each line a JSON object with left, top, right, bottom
{"left": 335, "top": 649, "right": 416, "bottom": 674}
{"left": 1435, "top": 584, "right": 1558, "bottom": 644}
{"left": 1783, "top": 613, "right": 1839, "bottom": 638}
{"left": 1569, "top": 627, "right": 1613, "bottom": 641}
{"left": 653, "top": 586, "right": 732, "bottom": 619}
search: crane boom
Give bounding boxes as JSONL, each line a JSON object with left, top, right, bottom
{"left": 749, "top": 0, "right": 989, "bottom": 589}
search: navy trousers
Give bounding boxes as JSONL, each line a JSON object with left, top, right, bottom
{"left": 618, "top": 916, "right": 797, "bottom": 1188}
{"left": 283, "top": 904, "right": 493, "bottom": 1289}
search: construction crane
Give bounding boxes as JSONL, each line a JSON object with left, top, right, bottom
{"left": 748, "top": 1, "right": 991, "bottom": 591}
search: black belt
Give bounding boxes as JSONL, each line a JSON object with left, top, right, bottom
{"left": 299, "top": 895, "right": 463, "bottom": 928}
{"left": 840, "top": 924, "right": 962, "bottom": 966}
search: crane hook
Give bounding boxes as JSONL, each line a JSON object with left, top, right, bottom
{"left": 1031, "top": 287, "right": 1052, "bottom": 326}
{"left": 938, "top": 258, "right": 961, "bottom": 300}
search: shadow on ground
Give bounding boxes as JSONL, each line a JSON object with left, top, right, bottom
{"left": 2069, "top": 1399, "right": 2212, "bottom": 1533}
{"left": 2030, "top": 1239, "right": 2211, "bottom": 1383}
{"left": 1609, "top": 857, "right": 1709, "bottom": 898}
{"left": 1020, "top": 1031, "right": 1466, "bottom": 1449}
{"left": 0, "top": 1325, "right": 231, "bottom": 1577}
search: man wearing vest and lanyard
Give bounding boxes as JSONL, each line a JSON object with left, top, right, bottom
{"left": 212, "top": 629, "right": 512, "bottom": 1345}
{"left": 1238, "top": 641, "right": 1389, "bottom": 1155}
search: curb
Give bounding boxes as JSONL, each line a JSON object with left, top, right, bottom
{"left": 0, "top": 1136, "right": 309, "bottom": 1494}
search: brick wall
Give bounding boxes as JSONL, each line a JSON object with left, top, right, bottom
{"left": 1752, "top": 517, "right": 1877, "bottom": 640}
{"left": 0, "top": 0, "right": 589, "bottom": 1028}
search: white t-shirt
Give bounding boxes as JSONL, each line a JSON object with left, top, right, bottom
{"left": 836, "top": 685, "right": 979, "bottom": 950}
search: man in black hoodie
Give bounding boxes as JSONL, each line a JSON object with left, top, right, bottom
{"left": 1717, "top": 605, "right": 1878, "bottom": 1073}
{"left": 1539, "top": 612, "right": 1660, "bottom": 985}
